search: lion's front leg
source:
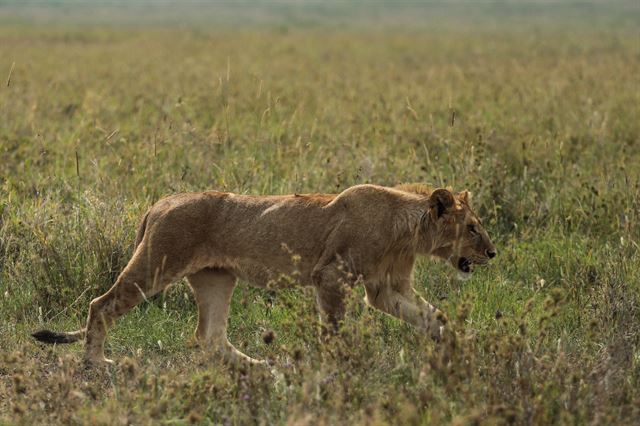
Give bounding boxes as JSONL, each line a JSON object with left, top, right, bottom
{"left": 312, "top": 259, "right": 359, "bottom": 333}
{"left": 315, "top": 286, "right": 346, "bottom": 332}
{"left": 364, "top": 283, "right": 446, "bottom": 341}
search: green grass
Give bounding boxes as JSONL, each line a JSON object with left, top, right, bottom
{"left": 1, "top": 3, "right": 639, "bottom": 424}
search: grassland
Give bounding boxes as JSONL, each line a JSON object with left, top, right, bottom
{"left": 1, "top": 3, "right": 639, "bottom": 425}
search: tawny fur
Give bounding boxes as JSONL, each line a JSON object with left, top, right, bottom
{"left": 32, "top": 183, "right": 496, "bottom": 366}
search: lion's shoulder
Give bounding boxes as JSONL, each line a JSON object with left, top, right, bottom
{"left": 329, "top": 184, "right": 427, "bottom": 214}
{"left": 393, "top": 183, "right": 435, "bottom": 197}
{"left": 335, "top": 183, "right": 432, "bottom": 199}
{"left": 334, "top": 184, "right": 397, "bottom": 202}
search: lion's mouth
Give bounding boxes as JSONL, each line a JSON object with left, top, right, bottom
{"left": 457, "top": 256, "right": 491, "bottom": 274}
{"left": 458, "top": 257, "right": 472, "bottom": 273}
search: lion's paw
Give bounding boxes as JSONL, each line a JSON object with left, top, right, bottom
{"left": 426, "top": 309, "right": 448, "bottom": 342}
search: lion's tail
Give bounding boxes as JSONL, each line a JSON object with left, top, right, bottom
{"left": 32, "top": 328, "right": 86, "bottom": 345}
{"left": 32, "top": 211, "right": 151, "bottom": 346}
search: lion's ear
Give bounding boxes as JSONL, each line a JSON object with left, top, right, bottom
{"left": 429, "top": 188, "right": 455, "bottom": 220}
{"left": 458, "top": 190, "right": 472, "bottom": 205}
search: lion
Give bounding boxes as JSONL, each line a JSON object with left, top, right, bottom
{"left": 32, "top": 183, "right": 496, "bottom": 366}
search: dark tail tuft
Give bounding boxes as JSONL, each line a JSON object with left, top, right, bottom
{"left": 32, "top": 329, "right": 81, "bottom": 344}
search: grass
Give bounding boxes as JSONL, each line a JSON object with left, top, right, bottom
{"left": 1, "top": 3, "right": 639, "bottom": 424}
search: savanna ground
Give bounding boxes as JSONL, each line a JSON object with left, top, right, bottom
{"left": 1, "top": 2, "right": 639, "bottom": 425}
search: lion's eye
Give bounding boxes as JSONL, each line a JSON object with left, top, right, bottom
{"left": 468, "top": 225, "right": 478, "bottom": 235}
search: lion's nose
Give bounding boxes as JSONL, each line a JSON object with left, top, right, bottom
{"left": 487, "top": 249, "right": 496, "bottom": 259}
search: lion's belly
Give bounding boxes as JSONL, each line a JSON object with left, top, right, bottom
{"left": 232, "top": 262, "right": 272, "bottom": 288}
{"left": 232, "top": 260, "right": 315, "bottom": 289}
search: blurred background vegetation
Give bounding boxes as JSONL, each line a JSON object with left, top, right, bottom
{"left": 0, "top": 1, "right": 639, "bottom": 424}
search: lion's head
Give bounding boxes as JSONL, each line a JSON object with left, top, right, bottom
{"left": 425, "top": 188, "right": 496, "bottom": 276}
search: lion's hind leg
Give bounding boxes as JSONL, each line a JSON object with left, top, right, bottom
{"left": 84, "top": 268, "right": 152, "bottom": 365}
{"left": 83, "top": 243, "right": 193, "bottom": 365}
{"left": 187, "top": 268, "right": 265, "bottom": 366}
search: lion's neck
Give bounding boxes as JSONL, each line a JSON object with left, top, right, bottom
{"left": 416, "top": 215, "right": 442, "bottom": 255}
